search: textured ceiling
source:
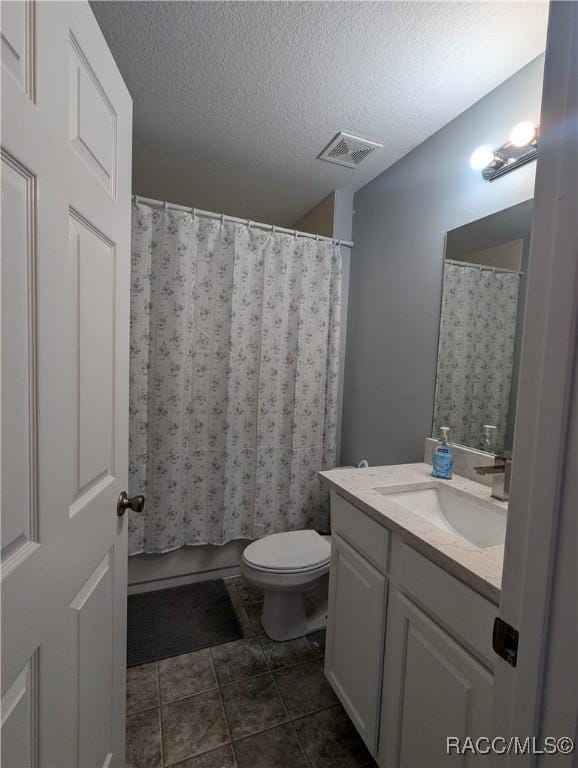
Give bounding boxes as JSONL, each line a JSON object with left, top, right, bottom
{"left": 92, "top": 1, "right": 548, "bottom": 226}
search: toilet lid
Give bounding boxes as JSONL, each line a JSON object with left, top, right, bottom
{"left": 243, "top": 530, "right": 331, "bottom": 572}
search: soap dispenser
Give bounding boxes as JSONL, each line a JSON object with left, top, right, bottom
{"left": 482, "top": 425, "right": 497, "bottom": 452}
{"left": 432, "top": 426, "right": 453, "bottom": 479}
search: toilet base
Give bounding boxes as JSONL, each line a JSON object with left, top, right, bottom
{"left": 260, "top": 582, "right": 328, "bottom": 642}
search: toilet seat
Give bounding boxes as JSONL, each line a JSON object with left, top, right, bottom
{"left": 242, "top": 530, "right": 330, "bottom": 574}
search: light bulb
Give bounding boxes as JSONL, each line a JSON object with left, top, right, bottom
{"left": 470, "top": 145, "right": 495, "bottom": 171}
{"left": 510, "top": 121, "right": 536, "bottom": 147}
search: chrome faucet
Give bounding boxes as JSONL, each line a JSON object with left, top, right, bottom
{"left": 474, "top": 451, "right": 512, "bottom": 501}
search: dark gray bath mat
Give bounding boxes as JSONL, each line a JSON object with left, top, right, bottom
{"left": 127, "top": 579, "right": 243, "bottom": 667}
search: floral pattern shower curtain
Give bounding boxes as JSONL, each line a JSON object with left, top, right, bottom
{"left": 129, "top": 202, "right": 342, "bottom": 555}
{"left": 433, "top": 261, "right": 520, "bottom": 450}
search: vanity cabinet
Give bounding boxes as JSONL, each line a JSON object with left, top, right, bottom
{"left": 325, "top": 491, "right": 390, "bottom": 753}
{"left": 325, "top": 491, "right": 498, "bottom": 768}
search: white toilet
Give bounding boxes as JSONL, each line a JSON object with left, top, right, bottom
{"left": 241, "top": 530, "right": 331, "bottom": 642}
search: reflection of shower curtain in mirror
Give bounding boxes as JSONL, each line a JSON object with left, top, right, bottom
{"left": 129, "top": 202, "right": 342, "bottom": 555}
{"left": 433, "top": 262, "right": 520, "bottom": 451}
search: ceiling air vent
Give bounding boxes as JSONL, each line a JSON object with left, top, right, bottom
{"left": 318, "top": 131, "right": 383, "bottom": 169}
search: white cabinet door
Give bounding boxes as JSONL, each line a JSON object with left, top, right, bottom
{"left": 1, "top": 2, "right": 132, "bottom": 765}
{"left": 325, "top": 532, "right": 387, "bottom": 754}
{"left": 379, "top": 541, "right": 495, "bottom": 768}
{"left": 382, "top": 591, "right": 493, "bottom": 768}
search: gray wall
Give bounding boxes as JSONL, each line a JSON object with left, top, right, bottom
{"left": 341, "top": 55, "right": 544, "bottom": 467}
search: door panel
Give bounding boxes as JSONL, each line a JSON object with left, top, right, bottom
{"left": 1, "top": 2, "right": 132, "bottom": 765}
{"left": 1, "top": 0, "right": 35, "bottom": 100}
{"left": 0, "top": 652, "right": 39, "bottom": 768}
{"left": 68, "top": 33, "right": 117, "bottom": 195}
{"left": 69, "top": 211, "right": 116, "bottom": 510}
{"left": 71, "top": 552, "right": 114, "bottom": 768}
{"left": 1, "top": 151, "right": 38, "bottom": 565}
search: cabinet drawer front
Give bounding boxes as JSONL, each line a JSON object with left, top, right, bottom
{"left": 397, "top": 542, "right": 497, "bottom": 667}
{"left": 330, "top": 490, "right": 389, "bottom": 573}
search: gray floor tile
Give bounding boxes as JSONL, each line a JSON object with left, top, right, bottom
{"left": 158, "top": 649, "right": 217, "bottom": 702}
{"left": 162, "top": 689, "right": 230, "bottom": 765}
{"left": 235, "top": 578, "right": 263, "bottom": 606}
{"left": 234, "top": 723, "right": 308, "bottom": 768}
{"left": 307, "top": 629, "right": 326, "bottom": 657}
{"left": 127, "top": 662, "right": 159, "bottom": 715}
{"left": 211, "top": 638, "right": 268, "bottom": 685}
{"left": 126, "top": 708, "right": 162, "bottom": 768}
{"left": 221, "top": 673, "right": 289, "bottom": 740}
{"left": 274, "top": 660, "right": 337, "bottom": 717}
{"left": 243, "top": 604, "right": 265, "bottom": 636}
{"left": 171, "top": 744, "right": 236, "bottom": 768}
{"left": 126, "top": 585, "right": 374, "bottom": 768}
{"left": 295, "top": 705, "right": 373, "bottom": 768}
{"left": 258, "top": 635, "right": 316, "bottom": 670}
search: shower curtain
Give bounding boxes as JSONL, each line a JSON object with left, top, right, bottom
{"left": 129, "top": 202, "right": 342, "bottom": 555}
{"left": 433, "top": 261, "right": 520, "bottom": 450}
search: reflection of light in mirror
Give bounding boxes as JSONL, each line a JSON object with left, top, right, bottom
{"left": 470, "top": 145, "right": 495, "bottom": 171}
{"left": 509, "top": 121, "right": 536, "bottom": 147}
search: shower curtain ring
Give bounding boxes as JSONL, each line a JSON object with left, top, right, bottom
{"left": 163, "top": 201, "right": 168, "bottom": 212}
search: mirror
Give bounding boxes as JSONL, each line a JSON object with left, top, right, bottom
{"left": 433, "top": 200, "right": 532, "bottom": 453}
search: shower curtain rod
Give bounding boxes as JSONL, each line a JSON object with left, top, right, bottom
{"left": 133, "top": 194, "right": 354, "bottom": 248}
{"left": 446, "top": 258, "right": 524, "bottom": 276}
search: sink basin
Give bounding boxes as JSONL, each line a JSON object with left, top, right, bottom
{"left": 376, "top": 486, "right": 506, "bottom": 548}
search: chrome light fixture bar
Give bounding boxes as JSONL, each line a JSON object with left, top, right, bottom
{"left": 471, "top": 122, "right": 539, "bottom": 182}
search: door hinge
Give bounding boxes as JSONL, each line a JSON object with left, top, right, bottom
{"left": 493, "top": 617, "right": 519, "bottom": 667}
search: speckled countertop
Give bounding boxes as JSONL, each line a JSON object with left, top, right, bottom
{"left": 319, "top": 463, "right": 506, "bottom": 604}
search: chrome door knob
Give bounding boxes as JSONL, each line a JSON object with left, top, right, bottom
{"left": 117, "top": 491, "right": 145, "bottom": 517}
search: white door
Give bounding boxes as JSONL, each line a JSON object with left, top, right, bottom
{"left": 325, "top": 532, "right": 387, "bottom": 754}
{"left": 1, "top": 1, "right": 132, "bottom": 766}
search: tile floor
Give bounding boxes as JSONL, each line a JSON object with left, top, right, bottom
{"left": 127, "top": 575, "right": 377, "bottom": 768}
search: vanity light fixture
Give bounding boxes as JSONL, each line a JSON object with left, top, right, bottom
{"left": 510, "top": 120, "right": 537, "bottom": 147}
{"left": 470, "top": 145, "right": 496, "bottom": 171}
{"left": 470, "top": 122, "right": 539, "bottom": 182}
